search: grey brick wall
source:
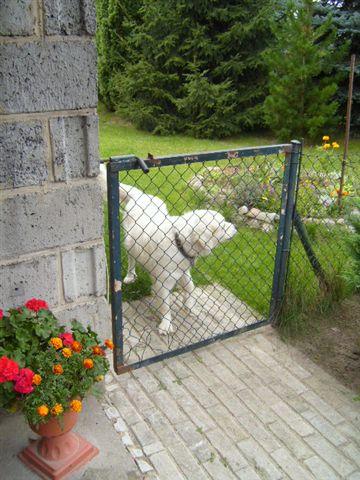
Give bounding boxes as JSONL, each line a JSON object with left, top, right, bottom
{"left": 0, "top": 0, "right": 110, "bottom": 336}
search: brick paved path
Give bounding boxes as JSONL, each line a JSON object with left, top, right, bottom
{"left": 103, "top": 326, "right": 360, "bottom": 479}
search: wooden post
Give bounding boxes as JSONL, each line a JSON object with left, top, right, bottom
{"left": 338, "top": 54, "right": 356, "bottom": 209}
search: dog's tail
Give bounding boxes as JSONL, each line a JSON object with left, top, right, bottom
{"left": 99, "top": 163, "right": 140, "bottom": 204}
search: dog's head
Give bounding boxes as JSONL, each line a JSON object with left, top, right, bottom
{"left": 185, "top": 210, "right": 237, "bottom": 257}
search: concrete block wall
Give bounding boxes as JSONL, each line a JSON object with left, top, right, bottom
{"left": 0, "top": 0, "right": 110, "bottom": 336}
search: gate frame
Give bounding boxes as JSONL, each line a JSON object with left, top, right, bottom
{"left": 107, "top": 143, "right": 299, "bottom": 374}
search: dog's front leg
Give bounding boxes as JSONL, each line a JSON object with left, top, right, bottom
{"left": 123, "top": 254, "right": 137, "bottom": 284}
{"left": 178, "top": 271, "right": 197, "bottom": 312}
{"left": 153, "top": 281, "right": 175, "bottom": 335}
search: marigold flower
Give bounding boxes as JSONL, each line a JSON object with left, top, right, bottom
{"left": 95, "top": 375, "right": 104, "bottom": 382}
{"left": 49, "top": 337, "right": 63, "bottom": 350}
{"left": 53, "top": 364, "right": 63, "bottom": 375}
{"left": 92, "top": 345, "right": 105, "bottom": 356}
{"left": 332, "top": 142, "right": 339, "bottom": 149}
{"left": 51, "top": 403, "right": 63, "bottom": 416}
{"left": 62, "top": 348, "right": 72, "bottom": 358}
{"left": 37, "top": 405, "right": 49, "bottom": 417}
{"left": 70, "top": 399, "right": 82, "bottom": 413}
{"left": 322, "top": 143, "right": 331, "bottom": 150}
{"left": 32, "top": 374, "right": 42, "bottom": 386}
{"left": 83, "top": 358, "right": 94, "bottom": 369}
{"left": 105, "top": 339, "right": 114, "bottom": 350}
{"left": 24, "top": 298, "right": 49, "bottom": 312}
{"left": 71, "top": 341, "right": 82, "bottom": 353}
{"left": 322, "top": 135, "right": 330, "bottom": 141}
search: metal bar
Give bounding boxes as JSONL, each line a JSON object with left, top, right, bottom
{"left": 293, "top": 213, "right": 328, "bottom": 286}
{"left": 338, "top": 54, "right": 356, "bottom": 209}
{"left": 270, "top": 140, "right": 301, "bottom": 324}
{"left": 107, "top": 162, "right": 124, "bottom": 369}
{"left": 108, "top": 144, "right": 291, "bottom": 172}
{"left": 121, "top": 319, "right": 268, "bottom": 373}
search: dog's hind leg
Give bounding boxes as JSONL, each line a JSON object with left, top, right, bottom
{"left": 152, "top": 280, "right": 175, "bottom": 335}
{"left": 123, "top": 254, "right": 137, "bottom": 284}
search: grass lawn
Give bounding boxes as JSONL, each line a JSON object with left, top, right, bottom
{"left": 99, "top": 105, "right": 359, "bottom": 327}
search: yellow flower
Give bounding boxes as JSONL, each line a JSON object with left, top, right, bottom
{"left": 95, "top": 375, "right": 104, "bottom": 382}
{"left": 62, "top": 347, "right": 72, "bottom": 358}
{"left": 322, "top": 135, "right": 330, "bottom": 141}
{"left": 51, "top": 403, "right": 63, "bottom": 416}
{"left": 322, "top": 143, "right": 331, "bottom": 150}
{"left": 32, "top": 374, "right": 42, "bottom": 386}
{"left": 83, "top": 358, "right": 94, "bottom": 369}
{"left": 332, "top": 142, "right": 339, "bottom": 149}
{"left": 70, "top": 399, "right": 82, "bottom": 413}
{"left": 37, "top": 405, "right": 49, "bottom": 417}
{"left": 105, "top": 339, "right": 114, "bottom": 350}
{"left": 49, "top": 337, "right": 63, "bottom": 350}
{"left": 53, "top": 364, "right": 63, "bottom": 375}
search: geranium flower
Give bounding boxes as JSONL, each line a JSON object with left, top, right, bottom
{"left": 83, "top": 359, "right": 94, "bottom": 369}
{"left": 37, "top": 405, "right": 49, "bottom": 417}
{"left": 0, "top": 309, "right": 3, "bottom": 320}
{"left": 24, "top": 298, "right": 49, "bottom": 312}
{"left": 71, "top": 341, "right": 82, "bottom": 353}
{"left": 0, "top": 356, "right": 19, "bottom": 383}
{"left": 51, "top": 403, "right": 63, "bottom": 416}
{"left": 49, "top": 337, "right": 63, "bottom": 350}
{"left": 14, "top": 368, "right": 34, "bottom": 394}
{"left": 59, "top": 332, "right": 74, "bottom": 347}
{"left": 70, "top": 399, "right": 82, "bottom": 413}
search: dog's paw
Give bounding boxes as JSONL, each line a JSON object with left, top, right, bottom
{"left": 123, "top": 273, "right": 137, "bottom": 284}
{"left": 158, "top": 319, "right": 175, "bottom": 335}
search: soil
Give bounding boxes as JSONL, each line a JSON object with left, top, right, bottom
{"left": 291, "top": 294, "right": 360, "bottom": 393}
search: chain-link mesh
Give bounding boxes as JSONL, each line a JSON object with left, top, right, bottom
{"left": 116, "top": 152, "right": 289, "bottom": 366}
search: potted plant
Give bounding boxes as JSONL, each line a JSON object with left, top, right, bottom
{"left": 0, "top": 298, "right": 114, "bottom": 480}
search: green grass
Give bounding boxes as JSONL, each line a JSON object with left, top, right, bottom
{"left": 99, "top": 105, "right": 359, "bottom": 329}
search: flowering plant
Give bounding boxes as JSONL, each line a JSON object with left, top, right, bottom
{"left": 0, "top": 300, "right": 112, "bottom": 426}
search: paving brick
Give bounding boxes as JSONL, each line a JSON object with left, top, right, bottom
{"left": 175, "top": 388, "right": 216, "bottom": 431}
{"left": 207, "top": 404, "right": 248, "bottom": 442}
{"left": 271, "top": 447, "right": 315, "bottom": 480}
{"left": 132, "top": 368, "right": 162, "bottom": 394}
{"left": 301, "top": 391, "right": 345, "bottom": 425}
{"left": 236, "top": 466, "right": 262, "bottom": 480}
{"left": 237, "top": 438, "right": 284, "bottom": 480}
{"left": 131, "top": 422, "right": 159, "bottom": 448}
{"left": 61, "top": 244, "right": 106, "bottom": 301}
{"left": 237, "top": 388, "right": 278, "bottom": 424}
{"left": 211, "top": 383, "right": 248, "bottom": 417}
{"left": 168, "top": 442, "right": 208, "bottom": 480}
{"left": 342, "top": 443, "right": 360, "bottom": 468}
{"left": 337, "top": 423, "right": 360, "bottom": 447}
{"left": 271, "top": 364, "right": 309, "bottom": 394}
{"left": 348, "top": 471, "right": 360, "bottom": 480}
{"left": 302, "top": 410, "right": 347, "bottom": 446}
{"left": 150, "top": 450, "right": 184, "bottom": 480}
{"left": 44, "top": 0, "right": 96, "bottom": 35}
{"left": 182, "top": 375, "right": 219, "bottom": 409}
{"left": 119, "top": 377, "right": 156, "bottom": 419}
{"left": 109, "top": 390, "right": 142, "bottom": 426}
{"left": 151, "top": 390, "right": 187, "bottom": 425}
{"left": 305, "top": 433, "right": 356, "bottom": 477}
{"left": 304, "top": 456, "right": 340, "bottom": 480}
{"left": 271, "top": 401, "right": 314, "bottom": 437}
{"left": 268, "top": 420, "right": 313, "bottom": 460}
{"left": 203, "top": 456, "right": 239, "bottom": 479}
{"left": 252, "top": 385, "right": 282, "bottom": 407}
{"left": 0, "top": 183, "right": 103, "bottom": 258}
{"left": 167, "top": 357, "right": 192, "bottom": 379}
{"left": 146, "top": 410, "right": 181, "bottom": 448}
{"left": 0, "top": 40, "right": 97, "bottom": 113}
{"left": 205, "top": 428, "right": 248, "bottom": 471}
{"left": 0, "top": 0, "right": 36, "bottom": 36}
{"left": 209, "top": 361, "right": 247, "bottom": 391}
{"left": 143, "top": 442, "right": 165, "bottom": 456}
{"left": 240, "top": 354, "right": 276, "bottom": 385}
{"left": 0, "top": 254, "right": 58, "bottom": 310}
{"left": 0, "top": 121, "right": 47, "bottom": 189}
{"left": 50, "top": 115, "right": 99, "bottom": 181}
{"left": 238, "top": 413, "right": 281, "bottom": 453}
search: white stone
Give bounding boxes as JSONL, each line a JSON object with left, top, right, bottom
{"left": 105, "top": 374, "right": 114, "bottom": 384}
{"left": 246, "top": 207, "right": 261, "bottom": 218}
{"left": 261, "top": 223, "right": 274, "bottom": 233}
{"left": 105, "top": 406, "right": 120, "bottom": 421}
{"left": 337, "top": 218, "right": 345, "bottom": 225}
{"left": 106, "top": 383, "right": 119, "bottom": 392}
{"left": 122, "top": 433, "right": 134, "bottom": 447}
{"left": 238, "top": 205, "right": 249, "bottom": 215}
{"left": 129, "top": 447, "right": 144, "bottom": 458}
{"left": 136, "top": 459, "right": 154, "bottom": 473}
{"left": 114, "top": 417, "right": 127, "bottom": 433}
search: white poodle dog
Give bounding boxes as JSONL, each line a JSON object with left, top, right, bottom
{"left": 100, "top": 164, "right": 237, "bottom": 334}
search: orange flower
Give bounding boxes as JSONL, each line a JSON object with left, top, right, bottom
{"left": 53, "top": 364, "right": 63, "bottom": 375}
{"left": 49, "top": 337, "right": 63, "bottom": 350}
{"left": 70, "top": 399, "right": 82, "bottom": 413}
{"left": 92, "top": 345, "right": 104, "bottom": 356}
{"left": 32, "top": 374, "right": 42, "bottom": 386}
{"left": 83, "top": 358, "right": 94, "bottom": 369}
{"left": 51, "top": 403, "right": 63, "bottom": 416}
{"left": 62, "top": 348, "right": 72, "bottom": 358}
{"left": 95, "top": 375, "right": 104, "bottom": 382}
{"left": 71, "top": 341, "right": 82, "bottom": 353}
{"left": 37, "top": 405, "right": 49, "bottom": 417}
{"left": 105, "top": 339, "right": 114, "bottom": 350}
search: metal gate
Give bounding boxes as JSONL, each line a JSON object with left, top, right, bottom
{"left": 107, "top": 141, "right": 303, "bottom": 374}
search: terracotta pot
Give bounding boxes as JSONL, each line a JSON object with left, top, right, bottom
{"left": 19, "top": 410, "right": 98, "bottom": 480}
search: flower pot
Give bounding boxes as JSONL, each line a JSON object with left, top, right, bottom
{"left": 19, "top": 411, "right": 98, "bottom": 480}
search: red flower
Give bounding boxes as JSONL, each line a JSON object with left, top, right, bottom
{"left": 59, "top": 332, "right": 74, "bottom": 347}
{"left": 14, "top": 368, "right": 34, "bottom": 394}
{"left": 0, "top": 309, "right": 3, "bottom": 320}
{"left": 24, "top": 298, "right": 49, "bottom": 312}
{"left": 0, "top": 356, "right": 19, "bottom": 383}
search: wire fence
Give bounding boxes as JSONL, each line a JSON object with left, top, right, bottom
{"left": 106, "top": 144, "right": 359, "bottom": 373}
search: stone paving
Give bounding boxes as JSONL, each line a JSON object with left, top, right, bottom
{"left": 103, "top": 325, "right": 360, "bottom": 480}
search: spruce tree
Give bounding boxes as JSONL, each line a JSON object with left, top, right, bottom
{"left": 112, "top": 0, "right": 272, "bottom": 138}
{"left": 263, "top": 0, "right": 347, "bottom": 141}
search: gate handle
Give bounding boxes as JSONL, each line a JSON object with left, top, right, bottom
{"left": 136, "top": 157, "right": 150, "bottom": 174}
